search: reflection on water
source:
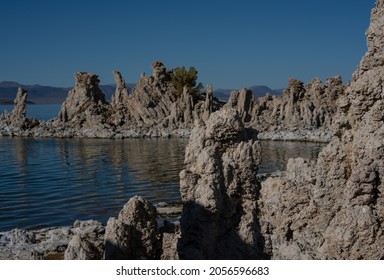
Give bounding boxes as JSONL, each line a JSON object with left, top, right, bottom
{"left": 0, "top": 137, "right": 326, "bottom": 231}
{"left": 0, "top": 137, "right": 187, "bottom": 231}
{"left": 0, "top": 104, "right": 62, "bottom": 121}
{"left": 259, "top": 140, "right": 326, "bottom": 174}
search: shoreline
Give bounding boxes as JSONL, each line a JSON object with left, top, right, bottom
{"left": 0, "top": 201, "right": 183, "bottom": 260}
{"left": 0, "top": 125, "right": 333, "bottom": 143}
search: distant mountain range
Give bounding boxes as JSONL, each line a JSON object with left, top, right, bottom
{"left": 0, "top": 81, "right": 283, "bottom": 104}
{"left": 214, "top": 85, "right": 283, "bottom": 101}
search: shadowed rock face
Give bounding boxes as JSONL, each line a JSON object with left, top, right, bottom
{"left": 104, "top": 196, "right": 160, "bottom": 260}
{"left": 259, "top": 0, "right": 384, "bottom": 260}
{"left": 178, "top": 108, "right": 267, "bottom": 259}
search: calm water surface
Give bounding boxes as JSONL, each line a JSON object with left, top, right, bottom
{"left": 0, "top": 136, "right": 326, "bottom": 232}
{"left": 0, "top": 104, "right": 61, "bottom": 121}
{"left": 0, "top": 105, "right": 327, "bottom": 231}
{"left": 0, "top": 137, "right": 187, "bottom": 231}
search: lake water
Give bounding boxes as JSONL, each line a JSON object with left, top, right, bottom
{"left": 0, "top": 105, "right": 327, "bottom": 232}
{"left": 0, "top": 104, "right": 61, "bottom": 121}
{"left": 0, "top": 136, "right": 326, "bottom": 232}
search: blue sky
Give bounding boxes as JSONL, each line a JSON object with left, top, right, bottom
{"left": 0, "top": 0, "right": 374, "bottom": 90}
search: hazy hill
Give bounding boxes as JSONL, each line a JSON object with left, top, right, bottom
{"left": 214, "top": 85, "right": 283, "bottom": 101}
{"left": 1, "top": 81, "right": 282, "bottom": 104}
{"left": 0, "top": 82, "right": 134, "bottom": 104}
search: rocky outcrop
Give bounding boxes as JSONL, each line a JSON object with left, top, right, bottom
{"left": 11, "top": 87, "right": 28, "bottom": 126}
{"left": 104, "top": 196, "right": 160, "bottom": 260}
{"left": 58, "top": 72, "right": 108, "bottom": 123}
{"left": 219, "top": 77, "right": 342, "bottom": 141}
{"left": 54, "top": 61, "right": 221, "bottom": 138}
{"left": 0, "top": 87, "right": 39, "bottom": 130}
{"left": 0, "top": 200, "right": 181, "bottom": 260}
{"left": 55, "top": 72, "right": 111, "bottom": 137}
{"left": 111, "top": 70, "right": 129, "bottom": 108}
{"left": 151, "top": 61, "right": 168, "bottom": 82}
{"left": 1, "top": 60, "right": 337, "bottom": 140}
{"left": 1, "top": 61, "right": 222, "bottom": 138}
{"left": 258, "top": 0, "right": 384, "bottom": 259}
{"left": 202, "top": 84, "right": 214, "bottom": 121}
{"left": 225, "top": 88, "right": 254, "bottom": 123}
{"left": 63, "top": 220, "right": 105, "bottom": 260}
{"left": 109, "top": 70, "right": 130, "bottom": 126}
{"left": 178, "top": 108, "right": 266, "bottom": 259}
{"left": 160, "top": 220, "right": 180, "bottom": 260}
{"left": 0, "top": 220, "right": 103, "bottom": 260}
{"left": 250, "top": 76, "right": 343, "bottom": 132}
{"left": 122, "top": 62, "right": 220, "bottom": 136}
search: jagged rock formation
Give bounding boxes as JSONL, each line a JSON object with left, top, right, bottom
{"left": 0, "top": 61, "right": 223, "bottom": 138}
{"left": 0, "top": 220, "right": 103, "bottom": 260}
{"left": 104, "top": 196, "right": 160, "bottom": 260}
{"left": 225, "top": 88, "right": 254, "bottom": 123}
{"left": 63, "top": 220, "right": 105, "bottom": 260}
{"left": 250, "top": 76, "right": 343, "bottom": 132}
{"left": 109, "top": 70, "right": 130, "bottom": 126}
{"left": 0, "top": 60, "right": 337, "bottom": 140}
{"left": 160, "top": 221, "right": 180, "bottom": 260}
{"left": 0, "top": 87, "right": 39, "bottom": 131}
{"left": 202, "top": 84, "right": 214, "bottom": 121}
{"left": 58, "top": 72, "right": 108, "bottom": 123}
{"left": 55, "top": 72, "right": 112, "bottom": 137}
{"left": 111, "top": 70, "right": 129, "bottom": 107}
{"left": 220, "top": 77, "right": 343, "bottom": 142}
{"left": 11, "top": 87, "right": 28, "bottom": 126}
{"left": 63, "top": 196, "right": 181, "bottom": 260}
{"left": 0, "top": 201, "right": 182, "bottom": 260}
{"left": 120, "top": 62, "right": 221, "bottom": 136}
{"left": 258, "top": 0, "right": 384, "bottom": 259}
{"left": 3, "top": 0, "right": 383, "bottom": 261}
{"left": 178, "top": 108, "right": 266, "bottom": 259}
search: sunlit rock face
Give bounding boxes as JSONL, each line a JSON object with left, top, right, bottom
{"left": 249, "top": 76, "right": 343, "bottom": 133}
{"left": 178, "top": 108, "right": 266, "bottom": 259}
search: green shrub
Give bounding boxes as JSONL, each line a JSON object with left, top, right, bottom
{"left": 169, "top": 66, "right": 203, "bottom": 96}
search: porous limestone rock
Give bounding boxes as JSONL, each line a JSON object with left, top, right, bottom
{"left": 202, "top": 84, "right": 214, "bottom": 121}
{"left": 120, "top": 62, "right": 221, "bottom": 134}
{"left": 225, "top": 88, "right": 254, "bottom": 123}
{"left": 111, "top": 70, "right": 129, "bottom": 108}
{"left": 109, "top": 70, "right": 130, "bottom": 126}
{"left": 0, "top": 220, "right": 103, "bottom": 260}
{"left": 64, "top": 235, "right": 102, "bottom": 260}
{"left": 0, "top": 87, "right": 39, "bottom": 130}
{"left": 58, "top": 72, "right": 107, "bottom": 123}
{"left": 0, "top": 62, "right": 220, "bottom": 138}
{"left": 178, "top": 108, "right": 266, "bottom": 259}
{"left": 258, "top": 0, "right": 384, "bottom": 260}
{"left": 11, "top": 87, "right": 28, "bottom": 125}
{"left": 151, "top": 61, "right": 168, "bottom": 82}
{"left": 159, "top": 220, "right": 180, "bottom": 260}
{"left": 250, "top": 76, "right": 343, "bottom": 132}
{"left": 64, "top": 220, "right": 105, "bottom": 260}
{"left": 104, "top": 196, "right": 160, "bottom": 260}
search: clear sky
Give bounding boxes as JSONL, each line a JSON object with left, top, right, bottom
{"left": 0, "top": 0, "right": 374, "bottom": 90}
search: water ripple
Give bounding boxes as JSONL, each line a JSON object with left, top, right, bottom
{"left": 0, "top": 137, "right": 187, "bottom": 231}
{"left": 0, "top": 137, "right": 325, "bottom": 232}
